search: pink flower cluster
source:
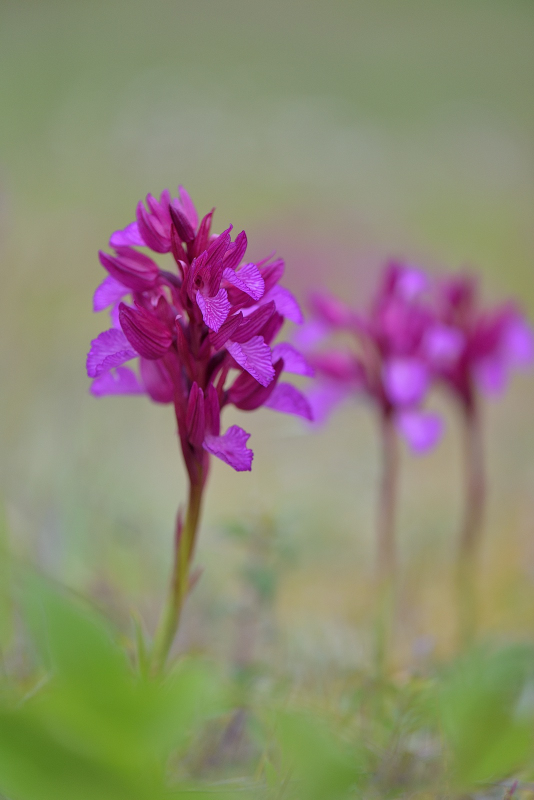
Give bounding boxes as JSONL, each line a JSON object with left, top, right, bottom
{"left": 87, "top": 188, "right": 313, "bottom": 477}
{"left": 299, "top": 263, "right": 533, "bottom": 452}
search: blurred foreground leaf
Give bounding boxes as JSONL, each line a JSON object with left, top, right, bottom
{"left": 0, "top": 575, "right": 229, "bottom": 800}
{"left": 439, "top": 644, "right": 534, "bottom": 788}
{"left": 275, "top": 711, "right": 364, "bottom": 799}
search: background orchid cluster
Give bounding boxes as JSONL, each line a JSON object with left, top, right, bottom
{"left": 301, "top": 262, "right": 533, "bottom": 455}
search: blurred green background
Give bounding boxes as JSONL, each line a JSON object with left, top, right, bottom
{"left": 1, "top": 0, "right": 533, "bottom": 667}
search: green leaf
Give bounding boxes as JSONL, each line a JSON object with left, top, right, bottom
{"left": 439, "top": 644, "right": 534, "bottom": 787}
{"left": 275, "top": 711, "right": 363, "bottom": 799}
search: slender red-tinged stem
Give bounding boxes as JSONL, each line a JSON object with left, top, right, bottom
{"left": 376, "top": 412, "right": 399, "bottom": 584}
{"left": 457, "top": 397, "right": 485, "bottom": 647}
{"left": 151, "top": 476, "right": 205, "bottom": 675}
{"left": 374, "top": 411, "right": 399, "bottom": 674}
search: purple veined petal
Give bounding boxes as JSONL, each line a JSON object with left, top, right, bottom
{"left": 86, "top": 328, "right": 138, "bottom": 378}
{"left": 395, "top": 409, "right": 443, "bottom": 453}
{"left": 223, "top": 230, "right": 248, "bottom": 270}
{"left": 502, "top": 315, "right": 534, "bottom": 367}
{"left": 210, "top": 312, "right": 243, "bottom": 350}
{"left": 222, "top": 264, "right": 264, "bottom": 301}
{"left": 98, "top": 248, "right": 160, "bottom": 292}
{"left": 205, "top": 383, "right": 221, "bottom": 436}
{"left": 293, "top": 319, "right": 329, "bottom": 351}
{"left": 90, "top": 366, "right": 145, "bottom": 397}
{"left": 169, "top": 202, "right": 195, "bottom": 242}
{"left": 110, "top": 302, "right": 122, "bottom": 329}
{"left": 230, "top": 302, "right": 276, "bottom": 344}
{"left": 228, "top": 361, "right": 283, "bottom": 410}
{"left": 206, "top": 226, "right": 233, "bottom": 263}
{"left": 119, "top": 303, "right": 173, "bottom": 360}
{"left": 260, "top": 258, "right": 285, "bottom": 293}
{"left": 306, "top": 382, "right": 351, "bottom": 425}
{"left": 178, "top": 185, "right": 198, "bottom": 229}
{"left": 109, "top": 221, "right": 145, "bottom": 249}
{"left": 423, "top": 324, "right": 465, "bottom": 367}
{"left": 473, "top": 356, "right": 507, "bottom": 396}
{"left": 140, "top": 358, "right": 174, "bottom": 403}
{"left": 196, "top": 288, "right": 231, "bottom": 332}
{"left": 395, "top": 267, "right": 429, "bottom": 300}
{"left": 271, "top": 342, "right": 314, "bottom": 376}
{"left": 227, "top": 336, "right": 275, "bottom": 387}
{"left": 262, "top": 285, "right": 303, "bottom": 324}
{"left": 264, "top": 382, "right": 313, "bottom": 420}
{"left": 136, "top": 200, "right": 171, "bottom": 253}
{"left": 93, "top": 275, "right": 130, "bottom": 312}
{"left": 186, "top": 382, "right": 206, "bottom": 447}
{"left": 203, "top": 425, "right": 253, "bottom": 472}
{"left": 383, "top": 357, "right": 429, "bottom": 407}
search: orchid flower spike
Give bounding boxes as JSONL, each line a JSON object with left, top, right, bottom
{"left": 87, "top": 186, "right": 313, "bottom": 671}
{"left": 87, "top": 186, "right": 313, "bottom": 478}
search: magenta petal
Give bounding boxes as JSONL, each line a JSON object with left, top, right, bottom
{"left": 306, "top": 383, "right": 351, "bottom": 425}
{"left": 178, "top": 185, "right": 198, "bottom": 229}
{"left": 263, "top": 285, "right": 304, "bottom": 324}
{"left": 473, "top": 356, "right": 507, "bottom": 395}
{"left": 395, "top": 268, "right": 428, "bottom": 299}
{"left": 395, "top": 410, "right": 443, "bottom": 453}
{"left": 110, "top": 302, "right": 122, "bottom": 329}
{"left": 98, "top": 248, "right": 160, "bottom": 292}
{"left": 271, "top": 342, "right": 314, "bottom": 376}
{"left": 140, "top": 358, "right": 174, "bottom": 403}
{"left": 169, "top": 203, "right": 195, "bottom": 242}
{"left": 90, "top": 366, "right": 145, "bottom": 397}
{"left": 205, "top": 384, "right": 221, "bottom": 436}
{"left": 109, "top": 221, "right": 144, "bottom": 248}
{"left": 86, "top": 328, "right": 137, "bottom": 378}
{"left": 232, "top": 302, "right": 276, "bottom": 343}
{"left": 223, "top": 264, "right": 264, "bottom": 301}
{"left": 93, "top": 275, "right": 130, "bottom": 312}
{"left": 383, "top": 357, "right": 429, "bottom": 406}
{"left": 203, "top": 425, "right": 253, "bottom": 471}
{"left": 502, "top": 316, "right": 534, "bottom": 366}
{"left": 227, "top": 336, "right": 275, "bottom": 387}
{"left": 310, "top": 292, "right": 352, "bottom": 327}
{"left": 186, "top": 383, "right": 206, "bottom": 447}
{"left": 119, "top": 303, "right": 173, "bottom": 360}
{"left": 223, "top": 230, "right": 248, "bottom": 270}
{"left": 423, "top": 324, "right": 465, "bottom": 367}
{"left": 264, "top": 382, "right": 313, "bottom": 420}
{"left": 293, "top": 320, "right": 329, "bottom": 351}
{"left": 196, "top": 288, "right": 231, "bottom": 332}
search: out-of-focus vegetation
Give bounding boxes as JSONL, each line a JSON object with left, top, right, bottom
{"left": 2, "top": 566, "right": 534, "bottom": 798}
{"left": 1, "top": 0, "right": 534, "bottom": 795}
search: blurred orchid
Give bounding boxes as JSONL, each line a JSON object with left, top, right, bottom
{"left": 424, "top": 274, "right": 533, "bottom": 407}
{"left": 299, "top": 263, "right": 442, "bottom": 627}
{"left": 424, "top": 273, "right": 533, "bottom": 644}
{"left": 87, "top": 186, "right": 311, "bottom": 670}
{"left": 300, "top": 263, "right": 443, "bottom": 454}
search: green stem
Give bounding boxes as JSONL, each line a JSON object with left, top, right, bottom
{"left": 456, "top": 400, "right": 485, "bottom": 648}
{"left": 151, "top": 479, "right": 204, "bottom": 675}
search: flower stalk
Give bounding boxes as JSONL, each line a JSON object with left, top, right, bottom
{"left": 374, "top": 411, "right": 399, "bottom": 674}
{"left": 87, "top": 186, "right": 313, "bottom": 674}
{"left": 150, "top": 475, "right": 205, "bottom": 675}
{"left": 456, "top": 398, "right": 485, "bottom": 648}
